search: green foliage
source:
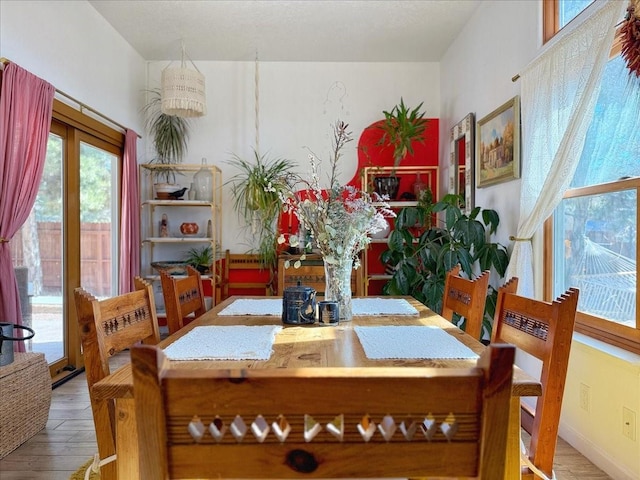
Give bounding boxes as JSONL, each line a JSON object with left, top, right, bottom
{"left": 378, "top": 98, "right": 427, "bottom": 169}
{"left": 36, "top": 135, "right": 113, "bottom": 223}
{"left": 184, "top": 245, "right": 213, "bottom": 273}
{"left": 381, "top": 193, "right": 509, "bottom": 337}
{"left": 141, "top": 89, "right": 191, "bottom": 183}
{"left": 226, "top": 150, "right": 296, "bottom": 269}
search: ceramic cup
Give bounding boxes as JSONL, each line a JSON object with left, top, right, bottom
{"left": 317, "top": 301, "right": 340, "bottom": 326}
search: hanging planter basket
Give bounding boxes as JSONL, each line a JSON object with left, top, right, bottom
{"left": 161, "top": 46, "right": 207, "bottom": 118}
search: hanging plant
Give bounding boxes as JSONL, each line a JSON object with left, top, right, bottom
{"left": 621, "top": 0, "right": 640, "bottom": 79}
{"left": 141, "top": 88, "right": 191, "bottom": 184}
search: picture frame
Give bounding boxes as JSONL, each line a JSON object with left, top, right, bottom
{"left": 476, "top": 96, "right": 520, "bottom": 188}
{"left": 449, "top": 113, "right": 474, "bottom": 214}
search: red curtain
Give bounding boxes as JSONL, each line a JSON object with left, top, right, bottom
{"left": 119, "top": 129, "right": 140, "bottom": 293}
{"left": 0, "top": 63, "right": 55, "bottom": 351}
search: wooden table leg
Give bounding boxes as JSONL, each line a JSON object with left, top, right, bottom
{"left": 505, "top": 396, "right": 522, "bottom": 480}
{"left": 116, "top": 398, "right": 139, "bottom": 479}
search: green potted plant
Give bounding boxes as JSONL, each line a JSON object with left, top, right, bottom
{"left": 141, "top": 89, "right": 191, "bottom": 191}
{"left": 374, "top": 98, "right": 428, "bottom": 199}
{"left": 226, "top": 150, "right": 296, "bottom": 274}
{"left": 184, "top": 245, "right": 213, "bottom": 274}
{"left": 381, "top": 193, "right": 509, "bottom": 338}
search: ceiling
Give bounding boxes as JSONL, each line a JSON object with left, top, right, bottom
{"left": 88, "top": 0, "right": 480, "bottom": 62}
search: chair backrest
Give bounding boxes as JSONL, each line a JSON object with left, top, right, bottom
{"left": 277, "top": 254, "right": 364, "bottom": 297}
{"left": 160, "top": 265, "right": 207, "bottom": 335}
{"left": 490, "top": 280, "right": 579, "bottom": 479}
{"left": 131, "top": 343, "right": 515, "bottom": 479}
{"left": 73, "top": 278, "right": 161, "bottom": 478}
{"left": 441, "top": 265, "right": 490, "bottom": 341}
{"left": 216, "top": 249, "right": 271, "bottom": 303}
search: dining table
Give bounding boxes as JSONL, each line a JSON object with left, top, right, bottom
{"left": 92, "top": 295, "right": 541, "bottom": 480}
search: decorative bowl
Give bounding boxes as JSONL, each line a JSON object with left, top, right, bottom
{"left": 150, "top": 261, "right": 189, "bottom": 275}
{"left": 180, "top": 222, "right": 199, "bottom": 235}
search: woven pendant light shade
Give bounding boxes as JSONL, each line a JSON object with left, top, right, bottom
{"left": 161, "top": 44, "right": 207, "bottom": 118}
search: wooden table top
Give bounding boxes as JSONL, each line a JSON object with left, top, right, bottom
{"left": 93, "top": 296, "right": 541, "bottom": 401}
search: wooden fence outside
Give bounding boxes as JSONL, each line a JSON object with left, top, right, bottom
{"left": 10, "top": 222, "right": 112, "bottom": 296}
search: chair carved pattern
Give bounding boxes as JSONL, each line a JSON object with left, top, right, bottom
{"left": 101, "top": 306, "right": 151, "bottom": 336}
{"left": 182, "top": 412, "right": 466, "bottom": 445}
{"left": 286, "top": 274, "right": 325, "bottom": 285}
{"left": 503, "top": 310, "right": 549, "bottom": 341}
{"left": 178, "top": 287, "right": 200, "bottom": 306}
{"left": 447, "top": 286, "right": 472, "bottom": 306}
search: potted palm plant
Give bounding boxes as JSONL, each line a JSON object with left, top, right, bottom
{"left": 375, "top": 98, "right": 428, "bottom": 199}
{"left": 226, "top": 150, "right": 296, "bottom": 275}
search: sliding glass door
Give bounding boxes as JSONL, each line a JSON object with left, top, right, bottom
{"left": 11, "top": 116, "right": 122, "bottom": 380}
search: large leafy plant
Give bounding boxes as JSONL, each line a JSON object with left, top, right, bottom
{"left": 381, "top": 193, "right": 509, "bottom": 337}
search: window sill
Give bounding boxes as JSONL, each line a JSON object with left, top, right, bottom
{"left": 573, "top": 332, "right": 640, "bottom": 366}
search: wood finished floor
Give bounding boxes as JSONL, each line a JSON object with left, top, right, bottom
{"left": 0, "top": 353, "right": 612, "bottom": 480}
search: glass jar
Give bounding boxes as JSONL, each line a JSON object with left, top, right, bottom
{"left": 193, "top": 157, "right": 213, "bottom": 201}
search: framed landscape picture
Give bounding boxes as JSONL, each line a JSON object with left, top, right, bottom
{"left": 476, "top": 96, "right": 520, "bottom": 188}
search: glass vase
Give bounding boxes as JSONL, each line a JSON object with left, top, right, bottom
{"left": 193, "top": 157, "right": 213, "bottom": 201}
{"left": 323, "top": 258, "right": 353, "bottom": 321}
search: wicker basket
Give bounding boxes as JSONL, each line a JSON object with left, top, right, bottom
{"left": 0, "top": 352, "right": 52, "bottom": 459}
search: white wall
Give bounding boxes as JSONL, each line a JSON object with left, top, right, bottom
{"left": 145, "top": 61, "right": 440, "bottom": 252}
{"left": 0, "top": 0, "right": 146, "bottom": 136}
{"left": 439, "top": 2, "right": 640, "bottom": 478}
{"left": 440, "top": 0, "right": 540, "bottom": 249}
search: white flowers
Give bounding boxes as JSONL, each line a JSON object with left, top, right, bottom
{"left": 277, "top": 121, "right": 395, "bottom": 266}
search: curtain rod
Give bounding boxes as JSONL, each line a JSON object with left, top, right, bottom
{"left": 511, "top": 4, "right": 627, "bottom": 84}
{"left": 0, "top": 57, "right": 141, "bottom": 139}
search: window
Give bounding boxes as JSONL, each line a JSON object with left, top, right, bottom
{"left": 545, "top": 1, "right": 640, "bottom": 353}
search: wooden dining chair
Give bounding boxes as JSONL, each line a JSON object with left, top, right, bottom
{"left": 73, "top": 277, "right": 161, "bottom": 480}
{"left": 441, "top": 264, "right": 490, "bottom": 341}
{"left": 216, "top": 249, "right": 271, "bottom": 302}
{"left": 160, "top": 265, "right": 207, "bottom": 335}
{"left": 130, "top": 342, "right": 515, "bottom": 479}
{"left": 491, "top": 280, "right": 580, "bottom": 480}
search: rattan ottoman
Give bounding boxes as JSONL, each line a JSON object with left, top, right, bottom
{"left": 0, "top": 352, "right": 52, "bottom": 459}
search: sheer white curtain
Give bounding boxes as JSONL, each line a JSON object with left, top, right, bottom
{"left": 505, "top": 0, "right": 626, "bottom": 297}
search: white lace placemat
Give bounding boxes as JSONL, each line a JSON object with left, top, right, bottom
{"left": 352, "top": 298, "right": 418, "bottom": 316}
{"left": 217, "top": 298, "right": 418, "bottom": 316}
{"left": 354, "top": 326, "right": 479, "bottom": 360}
{"left": 163, "top": 325, "right": 282, "bottom": 360}
{"left": 217, "top": 298, "right": 283, "bottom": 316}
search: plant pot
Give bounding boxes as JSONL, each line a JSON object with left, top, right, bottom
{"left": 154, "top": 183, "right": 181, "bottom": 200}
{"left": 370, "top": 219, "right": 391, "bottom": 239}
{"left": 374, "top": 176, "right": 401, "bottom": 200}
{"left": 194, "top": 264, "right": 211, "bottom": 275}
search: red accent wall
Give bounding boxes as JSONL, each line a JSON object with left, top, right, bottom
{"left": 351, "top": 118, "right": 440, "bottom": 186}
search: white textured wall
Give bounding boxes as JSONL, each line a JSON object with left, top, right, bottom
{"left": 0, "top": 0, "right": 146, "bottom": 135}
{"left": 145, "top": 61, "right": 440, "bottom": 253}
{"left": 439, "top": 2, "right": 640, "bottom": 478}
{"left": 440, "top": 0, "right": 539, "bottom": 250}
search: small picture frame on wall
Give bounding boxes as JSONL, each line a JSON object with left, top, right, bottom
{"left": 476, "top": 96, "right": 520, "bottom": 188}
{"left": 450, "top": 113, "right": 474, "bottom": 214}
